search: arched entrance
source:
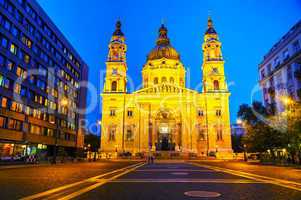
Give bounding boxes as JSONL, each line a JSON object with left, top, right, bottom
{"left": 155, "top": 109, "right": 176, "bottom": 151}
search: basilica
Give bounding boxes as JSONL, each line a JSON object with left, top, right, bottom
{"left": 100, "top": 18, "right": 232, "bottom": 158}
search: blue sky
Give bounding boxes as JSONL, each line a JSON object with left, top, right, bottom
{"left": 37, "top": 0, "right": 300, "bottom": 135}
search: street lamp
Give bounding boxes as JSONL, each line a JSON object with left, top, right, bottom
{"left": 243, "top": 144, "right": 248, "bottom": 162}
{"left": 236, "top": 118, "right": 243, "bottom": 125}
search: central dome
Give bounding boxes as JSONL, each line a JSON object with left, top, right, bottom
{"left": 147, "top": 24, "right": 180, "bottom": 61}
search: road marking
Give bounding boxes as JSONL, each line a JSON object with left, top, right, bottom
{"left": 170, "top": 172, "right": 189, "bottom": 175}
{"left": 136, "top": 169, "right": 213, "bottom": 172}
{"left": 190, "top": 162, "right": 301, "bottom": 192}
{"left": 19, "top": 162, "right": 144, "bottom": 200}
{"left": 184, "top": 191, "right": 221, "bottom": 198}
{"left": 110, "top": 178, "right": 263, "bottom": 183}
{"left": 58, "top": 163, "right": 145, "bottom": 200}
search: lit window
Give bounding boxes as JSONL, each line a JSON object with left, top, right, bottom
{"left": 0, "top": 116, "right": 6, "bottom": 128}
{"left": 6, "top": 60, "right": 14, "bottom": 71}
{"left": 1, "top": 97, "right": 7, "bottom": 108}
{"left": 10, "top": 43, "right": 17, "bottom": 55}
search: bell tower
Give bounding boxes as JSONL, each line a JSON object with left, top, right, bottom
{"left": 202, "top": 17, "right": 228, "bottom": 93}
{"left": 103, "top": 21, "right": 127, "bottom": 93}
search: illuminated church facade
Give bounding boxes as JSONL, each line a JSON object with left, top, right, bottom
{"left": 100, "top": 18, "right": 232, "bottom": 157}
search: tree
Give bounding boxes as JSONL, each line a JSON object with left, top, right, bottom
{"left": 84, "top": 133, "right": 100, "bottom": 152}
{"left": 237, "top": 101, "right": 286, "bottom": 154}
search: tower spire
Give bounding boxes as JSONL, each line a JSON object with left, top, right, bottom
{"left": 113, "top": 20, "right": 124, "bottom": 36}
{"left": 156, "top": 23, "right": 170, "bottom": 45}
{"left": 205, "top": 16, "right": 217, "bottom": 35}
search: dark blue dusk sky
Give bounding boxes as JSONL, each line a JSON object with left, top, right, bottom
{"left": 37, "top": 0, "right": 300, "bottom": 135}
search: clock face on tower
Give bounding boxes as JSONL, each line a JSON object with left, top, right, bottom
{"left": 212, "top": 67, "right": 219, "bottom": 74}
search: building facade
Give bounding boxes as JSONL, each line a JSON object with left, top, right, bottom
{"left": 259, "top": 20, "right": 301, "bottom": 113}
{"left": 0, "top": 0, "right": 88, "bottom": 159}
{"left": 101, "top": 18, "right": 232, "bottom": 158}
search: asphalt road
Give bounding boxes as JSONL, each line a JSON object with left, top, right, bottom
{"left": 2, "top": 160, "right": 301, "bottom": 200}
{"left": 75, "top": 161, "right": 301, "bottom": 200}
{"left": 0, "top": 160, "right": 139, "bottom": 200}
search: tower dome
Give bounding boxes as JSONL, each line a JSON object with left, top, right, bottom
{"left": 147, "top": 24, "right": 180, "bottom": 61}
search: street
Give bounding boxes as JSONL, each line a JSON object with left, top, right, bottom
{"left": 0, "top": 161, "right": 139, "bottom": 199}
{"left": 1, "top": 160, "right": 301, "bottom": 200}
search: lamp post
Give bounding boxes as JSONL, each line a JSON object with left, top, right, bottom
{"left": 243, "top": 144, "right": 248, "bottom": 162}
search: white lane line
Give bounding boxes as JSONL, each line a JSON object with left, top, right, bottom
{"left": 19, "top": 162, "right": 143, "bottom": 200}
{"left": 109, "top": 178, "right": 263, "bottom": 183}
{"left": 58, "top": 163, "right": 145, "bottom": 200}
{"left": 190, "top": 162, "right": 301, "bottom": 192}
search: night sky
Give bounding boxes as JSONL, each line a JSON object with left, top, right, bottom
{"left": 37, "top": 0, "right": 300, "bottom": 135}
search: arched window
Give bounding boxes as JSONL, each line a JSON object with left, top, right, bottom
{"left": 213, "top": 80, "right": 219, "bottom": 90}
{"left": 170, "top": 77, "right": 174, "bottom": 84}
{"left": 162, "top": 77, "right": 167, "bottom": 83}
{"left": 154, "top": 77, "right": 158, "bottom": 85}
{"left": 111, "top": 81, "right": 117, "bottom": 91}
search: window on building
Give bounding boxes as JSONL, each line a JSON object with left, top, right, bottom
{"left": 126, "top": 127, "right": 134, "bottom": 141}
{"left": 16, "top": 66, "right": 27, "bottom": 79}
{"left": 24, "top": 53, "right": 30, "bottom": 64}
{"left": 108, "top": 127, "right": 116, "bottom": 141}
{"left": 110, "top": 109, "right": 116, "bottom": 116}
{"left": 10, "top": 43, "right": 17, "bottom": 55}
{"left": 283, "top": 49, "right": 289, "bottom": 60}
{"left": 0, "top": 96, "right": 7, "bottom": 108}
{"left": 197, "top": 109, "right": 204, "bottom": 117}
{"left": 30, "top": 124, "right": 41, "bottom": 135}
{"left": 8, "top": 119, "right": 22, "bottom": 131}
{"left": 1, "top": 97, "right": 7, "bottom": 108}
{"left": 161, "top": 77, "right": 167, "bottom": 83}
{"left": 112, "top": 68, "right": 117, "bottom": 75}
{"left": 216, "top": 109, "right": 222, "bottom": 117}
{"left": 0, "top": 116, "right": 6, "bottom": 128}
{"left": 127, "top": 110, "right": 133, "bottom": 117}
{"left": 154, "top": 77, "right": 158, "bottom": 85}
{"left": 37, "top": 79, "right": 46, "bottom": 90}
{"left": 198, "top": 128, "right": 206, "bottom": 141}
{"left": 274, "top": 57, "right": 280, "bottom": 67}
{"left": 261, "top": 69, "right": 265, "bottom": 79}
{"left": 6, "top": 59, "right": 14, "bottom": 71}
{"left": 267, "top": 64, "right": 271, "bottom": 74}
{"left": 293, "top": 40, "right": 300, "bottom": 53}
{"left": 11, "top": 26, "right": 19, "bottom": 37}
{"left": 216, "top": 129, "right": 223, "bottom": 141}
{"left": 213, "top": 80, "right": 219, "bottom": 90}
{"left": 111, "top": 81, "right": 117, "bottom": 92}
{"left": 1, "top": 77, "right": 11, "bottom": 89}
{"left": 170, "top": 77, "right": 174, "bottom": 83}
{"left": 14, "top": 83, "right": 21, "bottom": 94}
{"left": 0, "top": 54, "right": 4, "bottom": 67}
{"left": 4, "top": 19, "right": 11, "bottom": 31}
{"left": 1, "top": 37, "right": 8, "bottom": 48}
